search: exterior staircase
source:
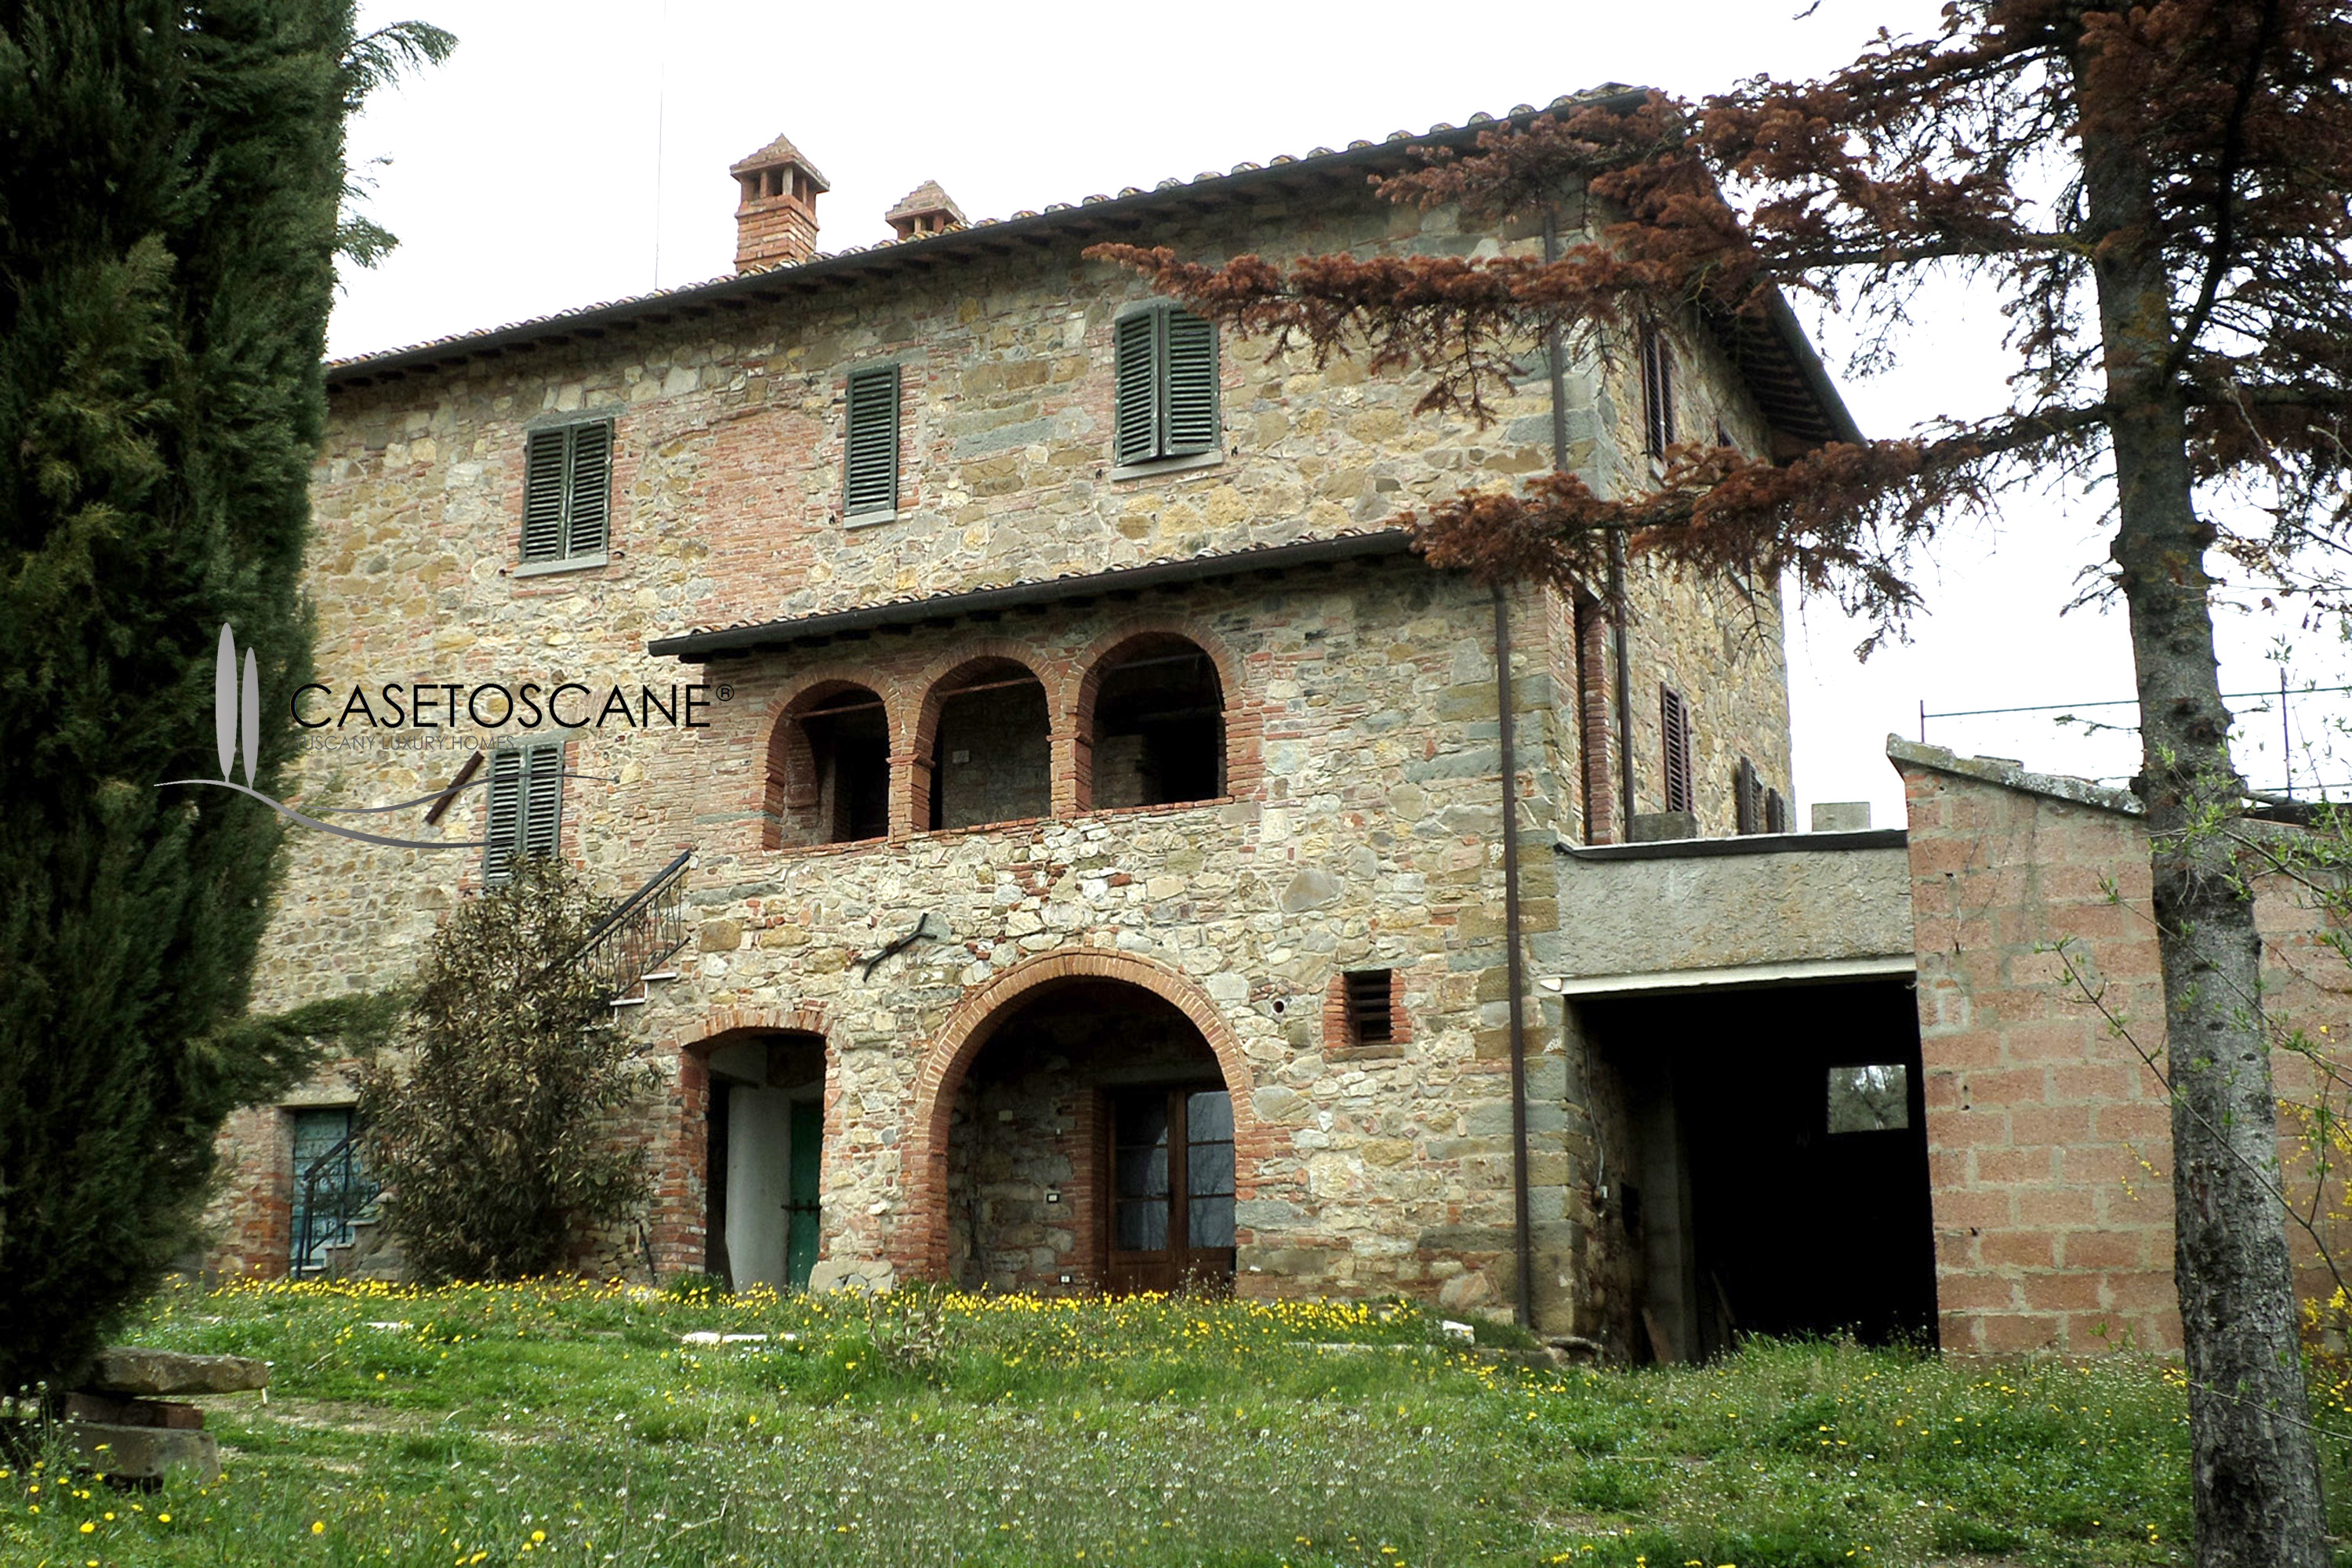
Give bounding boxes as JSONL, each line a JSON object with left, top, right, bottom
{"left": 574, "top": 846, "right": 695, "bottom": 1010}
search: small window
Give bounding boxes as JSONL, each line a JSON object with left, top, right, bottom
{"left": 1764, "top": 788, "right": 1788, "bottom": 835}
{"left": 1344, "top": 970, "right": 1394, "bottom": 1046}
{"left": 1827, "top": 1064, "right": 1910, "bottom": 1134}
{"left": 1733, "top": 757, "right": 1766, "bottom": 835}
{"left": 844, "top": 365, "right": 901, "bottom": 516}
{"left": 1660, "top": 684, "right": 1693, "bottom": 816}
{"left": 1113, "top": 303, "right": 1220, "bottom": 467}
{"left": 1639, "top": 325, "right": 1675, "bottom": 459}
{"left": 484, "top": 737, "right": 566, "bottom": 885}
{"left": 521, "top": 422, "right": 612, "bottom": 564}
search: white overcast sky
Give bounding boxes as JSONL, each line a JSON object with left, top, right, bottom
{"left": 334, "top": 0, "right": 2352, "bottom": 827}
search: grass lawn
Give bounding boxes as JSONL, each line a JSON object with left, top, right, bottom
{"left": 0, "top": 1276, "right": 2279, "bottom": 1567}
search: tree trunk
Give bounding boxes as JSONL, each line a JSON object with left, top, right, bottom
{"left": 2078, "top": 49, "right": 2328, "bottom": 1568}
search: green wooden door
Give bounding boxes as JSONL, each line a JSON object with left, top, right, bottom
{"left": 785, "top": 1099, "right": 822, "bottom": 1290}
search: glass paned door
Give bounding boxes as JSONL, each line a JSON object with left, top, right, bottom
{"left": 289, "top": 1107, "right": 377, "bottom": 1276}
{"left": 1107, "top": 1087, "right": 1236, "bottom": 1294}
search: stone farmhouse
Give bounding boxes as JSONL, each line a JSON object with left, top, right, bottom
{"left": 203, "top": 89, "right": 2352, "bottom": 1360}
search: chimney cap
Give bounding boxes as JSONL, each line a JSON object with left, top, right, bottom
{"left": 731, "top": 131, "right": 831, "bottom": 193}
{"left": 885, "top": 180, "right": 965, "bottom": 225}
{"left": 885, "top": 179, "right": 966, "bottom": 240}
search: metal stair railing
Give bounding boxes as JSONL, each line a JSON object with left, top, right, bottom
{"left": 291, "top": 1130, "right": 379, "bottom": 1276}
{"left": 569, "top": 846, "right": 695, "bottom": 1004}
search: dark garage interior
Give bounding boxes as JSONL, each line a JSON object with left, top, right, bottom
{"left": 1583, "top": 977, "right": 1938, "bottom": 1360}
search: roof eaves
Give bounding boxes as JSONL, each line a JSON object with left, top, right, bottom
{"left": 323, "top": 89, "right": 1649, "bottom": 390}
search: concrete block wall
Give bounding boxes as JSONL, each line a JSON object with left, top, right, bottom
{"left": 1895, "top": 739, "right": 2352, "bottom": 1353}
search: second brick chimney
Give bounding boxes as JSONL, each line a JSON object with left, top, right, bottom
{"left": 885, "top": 180, "right": 966, "bottom": 241}
{"left": 731, "top": 132, "right": 829, "bottom": 271}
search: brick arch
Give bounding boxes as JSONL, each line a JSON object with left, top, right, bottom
{"left": 1069, "top": 620, "right": 1255, "bottom": 809}
{"left": 763, "top": 672, "right": 903, "bottom": 850}
{"left": 895, "top": 949, "right": 1262, "bottom": 1281}
{"left": 906, "top": 641, "right": 1057, "bottom": 833}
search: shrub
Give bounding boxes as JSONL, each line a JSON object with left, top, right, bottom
{"left": 359, "top": 856, "right": 652, "bottom": 1281}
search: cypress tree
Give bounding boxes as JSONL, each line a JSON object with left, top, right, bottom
{"left": 0, "top": 0, "right": 443, "bottom": 1392}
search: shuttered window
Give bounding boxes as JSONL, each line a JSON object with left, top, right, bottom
{"left": 521, "top": 422, "right": 613, "bottom": 564}
{"left": 1113, "top": 303, "right": 1220, "bottom": 466}
{"left": 483, "top": 738, "right": 567, "bottom": 886}
{"left": 1639, "top": 325, "right": 1675, "bottom": 459}
{"left": 843, "top": 365, "right": 900, "bottom": 516}
{"left": 1660, "top": 685, "right": 1693, "bottom": 816}
{"left": 1734, "top": 757, "right": 1766, "bottom": 835}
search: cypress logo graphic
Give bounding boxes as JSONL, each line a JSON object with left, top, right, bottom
{"left": 216, "top": 623, "right": 261, "bottom": 786}
{"left": 162, "top": 624, "right": 600, "bottom": 851}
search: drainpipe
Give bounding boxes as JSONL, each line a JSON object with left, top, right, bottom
{"left": 1494, "top": 584, "right": 1535, "bottom": 1333}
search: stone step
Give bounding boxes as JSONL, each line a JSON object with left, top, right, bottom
{"left": 60, "top": 1421, "right": 220, "bottom": 1485}
{"left": 64, "top": 1393, "right": 205, "bottom": 1430}
{"left": 84, "top": 1347, "right": 269, "bottom": 1397}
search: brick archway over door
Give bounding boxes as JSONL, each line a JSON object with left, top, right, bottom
{"left": 896, "top": 950, "right": 1263, "bottom": 1280}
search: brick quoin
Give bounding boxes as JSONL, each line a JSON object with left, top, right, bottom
{"left": 896, "top": 949, "right": 1261, "bottom": 1283}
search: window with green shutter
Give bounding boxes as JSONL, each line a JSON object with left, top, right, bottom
{"left": 483, "top": 737, "right": 568, "bottom": 886}
{"left": 1113, "top": 303, "right": 1220, "bottom": 467}
{"left": 520, "top": 422, "right": 613, "bottom": 565}
{"left": 844, "top": 365, "right": 901, "bottom": 516}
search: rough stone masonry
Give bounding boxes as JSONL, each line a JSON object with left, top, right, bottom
{"left": 203, "top": 99, "right": 1838, "bottom": 1342}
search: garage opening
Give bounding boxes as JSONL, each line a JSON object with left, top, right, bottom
{"left": 1584, "top": 978, "right": 1936, "bottom": 1359}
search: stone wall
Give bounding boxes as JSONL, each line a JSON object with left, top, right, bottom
{"left": 206, "top": 165, "right": 1800, "bottom": 1322}
{"left": 1895, "top": 739, "right": 2352, "bottom": 1353}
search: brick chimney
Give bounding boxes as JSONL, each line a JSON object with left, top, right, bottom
{"left": 884, "top": 180, "right": 966, "bottom": 241}
{"left": 731, "top": 132, "right": 829, "bottom": 271}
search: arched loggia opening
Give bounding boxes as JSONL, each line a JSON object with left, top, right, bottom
{"left": 764, "top": 683, "right": 891, "bottom": 848}
{"left": 923, "top": 658, "right": 1050, "bottom": 830}
{"left": 1080, "top": 635, "right": 1225, "bottom": 809}
{"left": 942, "top": 980, "right": 1237, "bottom": 1294}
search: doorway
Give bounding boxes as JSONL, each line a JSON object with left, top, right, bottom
{"left": 703, "top": 1033, "right": 824, "bottom": 1292}
{"left": 943, "top": 978, "right": 1238, "bottom": 1294}
{"left": 1108, "top": 1085, "right": 1236, "bottom": 1294}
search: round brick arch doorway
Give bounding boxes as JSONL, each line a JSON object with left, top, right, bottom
{"left": 898, "top": 952, "right": 1264, "bottom": 1294}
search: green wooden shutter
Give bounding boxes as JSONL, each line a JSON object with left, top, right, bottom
{"left": 521, "top": 430, "right": 568, "bottom": 561}
{"left": 483, "top": 746, "right": 524, "bottom": 884}
{"left": 522, "top": 740, "right": 564, "bottom": 860}
{"left": 1161, "top": 309, "right": 1219, "bottom": 456}
{"left": 566, "top": 423, "right": 612, "bottom": 556}
{"left": 1113, "top": 310, "right": 1160, "bottom": 464}
{"left": 843, "top": 366, "right": 901, "bottom": 514}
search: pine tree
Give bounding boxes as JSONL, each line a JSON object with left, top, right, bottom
{"left": 1097, "top": 5, "right": 2351, "bottom": 1561}
{"left": 0, "top": 1, "right": 446, "bottom": 1393}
